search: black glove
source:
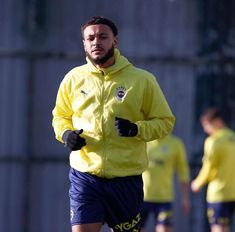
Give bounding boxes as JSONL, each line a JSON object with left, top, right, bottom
{"left": 62, "top": 129, "right": 86, "bottom": 151}
{"left": 114, "top": 117, "right": 138, "bottom": 137}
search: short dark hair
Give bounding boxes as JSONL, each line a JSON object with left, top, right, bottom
{"left": 200, "top": 107, "right": 223, "bottom": 122}
{"left": 81, "top": 16, "right": 118, "bottom": 37}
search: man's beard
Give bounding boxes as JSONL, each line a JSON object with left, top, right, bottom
{"left": 87, "top": 46, "right": 115, "bottom": 65}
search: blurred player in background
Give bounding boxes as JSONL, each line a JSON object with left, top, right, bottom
{"left": 191, "top": 107, "right": 235, "bottom": 232}
{"left": 52, "top": 16, "right": 175, "bottom": 232}
{"left": 141, "top": 134, "right": 190, "bottom": 232}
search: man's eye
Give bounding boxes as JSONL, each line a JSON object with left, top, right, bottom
{"left": 86, "top": 37, "right": 94, "bottom": 41}
{"left": 100, "top": 36, "right": 107, "bottom": 40}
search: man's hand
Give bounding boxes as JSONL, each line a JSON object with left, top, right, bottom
{"left": 114, "top": 117, "right": 138, "bottom": 137}
{"left": 191, "top": 180, "right": 200, "bottom": 193}
{"left": 62, "top": 129, "right": 86, "bottom": 151}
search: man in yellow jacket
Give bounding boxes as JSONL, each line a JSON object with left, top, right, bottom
{"left": 141, "top": 134, "right": 190, "bottom": 232}
{"left": 191, "top": 107, "right": 235, "bottom": 232}
{"left": 52, "top": 16, "right": 175, "bottom": 232}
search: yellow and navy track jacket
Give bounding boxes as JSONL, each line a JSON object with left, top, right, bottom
{"left": 193, "top": 128, "right": 235, "bottom": 202}
{"left": 52, "top": 49, "right": 175, "bottom": 178}
{"left": 143, "top": 135, "right": 189, "bottom": 202}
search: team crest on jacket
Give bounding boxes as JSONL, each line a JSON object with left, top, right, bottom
{"left": 115, "top": 86, "right": 127, "bottom": 101}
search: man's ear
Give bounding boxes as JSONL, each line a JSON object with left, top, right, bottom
{"left": 113, "top": 36, "right": 118, "bottom": 47}
{"left": 83, "top": 40, "right": 87, "bottom": 52}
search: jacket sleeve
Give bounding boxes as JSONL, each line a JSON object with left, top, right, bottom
{"left": 52, "top": 76, "right": 74, "bottom": 143}
{"left": 192, "top": 138, "right": 218, "bottom": 189}
{"left": 135, "top": 75, "right": 175, "bottom": 141}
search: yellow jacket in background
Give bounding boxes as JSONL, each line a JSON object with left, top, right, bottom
{"left": 193, "top": 128, "right": 235, "bottom": 202}
{"left": 143, "top": 134, "right": 189, "bottom": 202}
{"left": 52, "top": 49, "right": 175, "bottom": 178}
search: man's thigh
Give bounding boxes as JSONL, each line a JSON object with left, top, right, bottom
{"left": 207, "top": 201, "right": 234, "bottom": 226}
{"left": 103, "top": 174, "right": 143, "bottom": 231}
{"left": 72, "top": 223, "right": 103, "bottom": 232}
{"left": 69, "top": 169, "right": 105, "bottom": 225}
{"left": 69, "top": 168, "right": 144, "bottom": 231}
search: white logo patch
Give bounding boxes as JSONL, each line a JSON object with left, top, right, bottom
{"left": 115, "top": 86, "right": 127, "bottom": 101}
{"left": 70, "top": 208, "right": 74, "bottom": 221}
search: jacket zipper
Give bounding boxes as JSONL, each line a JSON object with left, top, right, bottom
{"left": 100, "top": 71, "right": 106, "bottom": 177}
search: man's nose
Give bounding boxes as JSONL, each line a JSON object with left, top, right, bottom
{"left": 93, "top": 37, "right": 101, "bottom": 45}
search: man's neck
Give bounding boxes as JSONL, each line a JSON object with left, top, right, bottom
{"left": 95, "top": 56, "right": 115, "bottom": 69}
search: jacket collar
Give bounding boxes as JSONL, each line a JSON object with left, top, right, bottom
{"left": 86, "top": 48, "right": 131, "bottom": 77}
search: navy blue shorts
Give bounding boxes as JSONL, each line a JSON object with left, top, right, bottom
{"left": 69, "top": 168, "right": 143, "bottom": 231}
{"left": 207, "top": 201, "right": 235, "bottom": 225}
{"left": 140, "top": 201, "right": 173, "bottom": 227}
